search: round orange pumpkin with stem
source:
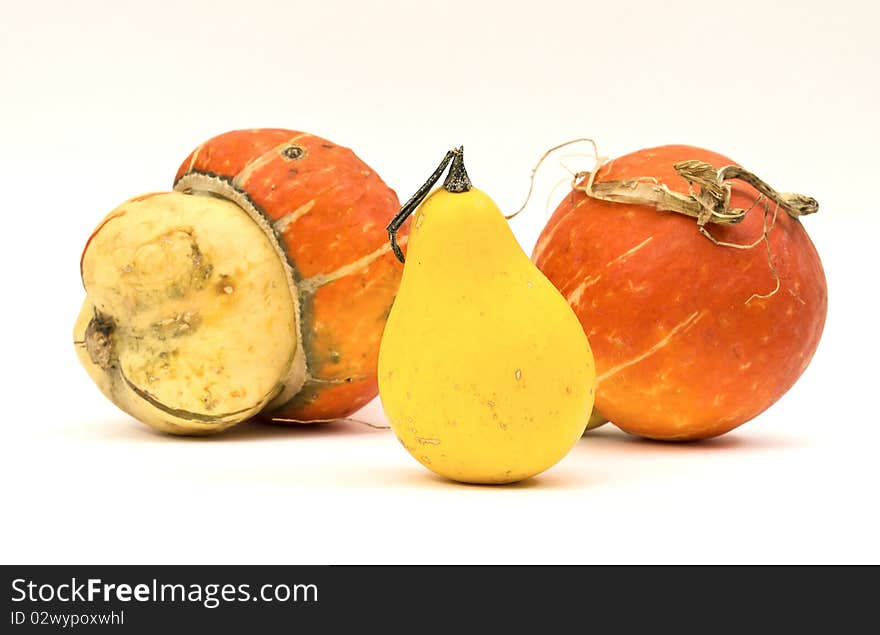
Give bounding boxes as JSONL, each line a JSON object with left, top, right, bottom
{"left": 533, "top": 144, "right": 826, "bottom": 441}
{"left": 75, "top": 129, "right": 405, "bottom": 434}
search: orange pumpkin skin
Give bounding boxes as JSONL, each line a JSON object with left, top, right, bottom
{"left": 174, "top": 129, "right": 405, "bottom": 421}
{"left": 533, "top": 145, "right": 827, "bottom": 441}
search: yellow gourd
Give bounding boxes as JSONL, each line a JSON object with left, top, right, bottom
{"left": 378, "top": 148, "right": 596, "bottom": 484}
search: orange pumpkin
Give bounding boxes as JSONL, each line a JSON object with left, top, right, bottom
{"left": 173, "top": 129, "right": 405, "bottom": 422}
{"left": 534, "top": 145, "right": 826, "bottom": 440}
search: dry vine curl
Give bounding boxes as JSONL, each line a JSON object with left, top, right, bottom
{"left": 270, "top": 416, "right": 390, "bottom": 429}
{"left": 509, "top": 139, "right": 819, "bottom": 303}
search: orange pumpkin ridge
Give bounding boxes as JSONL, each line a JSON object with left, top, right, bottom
{"left": 174, "top": 129, "right": 406, "bottom": 422}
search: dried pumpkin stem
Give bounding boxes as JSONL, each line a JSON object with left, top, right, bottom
{"left": 580, "top": 159, "right": 818, "bottom": 227}
{"left": 514, "top": 139, "right": 820, "bottom": 304}
{"left": 582, "top": 160, "right": 806, "bottom": 303}
{"left": 698, "top": 194, "right": 771, "bottom": 249}
{"left": 511, "top": 138, "right": 818, "bottom": 226}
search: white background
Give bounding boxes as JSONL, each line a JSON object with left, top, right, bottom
{"left": 1, "top": 0, "right": 878, "bottom": 564}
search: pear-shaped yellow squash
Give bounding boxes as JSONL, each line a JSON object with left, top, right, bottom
{"left": 379, "top": 148, "right": 595, "bottom": 484}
